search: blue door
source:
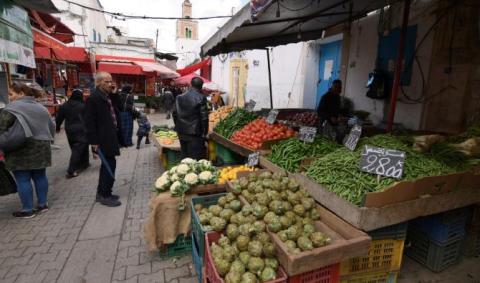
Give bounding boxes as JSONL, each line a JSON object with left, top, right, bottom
{"left": 316, "top": 40, "right": 342, "bottom": 106}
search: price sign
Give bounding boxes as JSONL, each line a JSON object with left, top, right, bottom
{"left": 343, "top": 125, "right": 362, "bottom": 151}
{"left": 359, "top": 145, "right": 406, "bottom": 179}
{"left": 245, "top": 100, "right": 256, "bottom": 112}
{"left": 247, "top": 152, "right": 260, "bottom": 167}
{"left": 298, "top": 126, "right": 317, "bottom": 143}
{"left": 266, "top": 109, "right": 279, "bottom": 124}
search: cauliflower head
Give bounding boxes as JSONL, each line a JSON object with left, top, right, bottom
{"left": 170, "top": 173, "right": 180, "bottom": 182}
{"left": 181, "top": 158, "right": 196, "bottom": 164}
{"left": 169, "top": 166, "right": 178, "bottom": 175}
{"left": 155, "top": 174, "right": 170, "bottom": 190}
{"left": 170, "top": 180, "right": 188, "bottom": 196}
{"left": 185, "top": 172, "right": 199, "bottom": 185}
{"left": 199, "top": 171, "right": 214, "bottom": 184}
{"left": 176, "top": 164, "right": 190, "bottom": 175}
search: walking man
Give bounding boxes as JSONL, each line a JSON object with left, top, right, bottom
{"left": 84, "top": 72, "right": 121, "bottom": 207}
{"left": 173, "top": 77, "right": 209, "bottom": 160}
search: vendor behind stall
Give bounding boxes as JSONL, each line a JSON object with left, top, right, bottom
{"left": 317, "top": 79, "right": 344, "bottom": 142}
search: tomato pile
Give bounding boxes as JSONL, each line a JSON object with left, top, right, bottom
{"left": 230, "top": 118, "right": 296, "bottom": 150}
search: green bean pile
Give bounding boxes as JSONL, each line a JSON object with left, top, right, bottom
{"left": 306, "top": 135, "right": 465, "bottom": 205}
{"left": 214, "top": 108, "right": 258, "bottom": 139}
{"left": 268, "top": 137, "right": 339, "bottom": 172}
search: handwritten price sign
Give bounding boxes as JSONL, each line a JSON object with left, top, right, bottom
{"left": 298, "top": 127, "right": 317, "bottom": 143}
{"left": 359, "top": 145, "right": 406, "bottom": 179}
{"left": 266, "top": 109, "right": 279, "bottom": 124}
{"left": 343, "top": 125, "right": 362, "bottom": 151}
{"left": 247, "top": 152, "right": 260, "bottom": 167}
{"left": 245, "top": 100, "right": 256, "bottom": 112}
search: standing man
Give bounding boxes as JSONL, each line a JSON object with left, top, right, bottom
{"left": 173, "top": 77, "right": 209, "bottom": 160}
{"left": 84, "top": 72, "right": 121, "bottom": 207}
{"left": 163, "top": 90, "right": 174, "bottom": 119}
{"left": 317, "top": 79, "right": 342, "bottom": 142}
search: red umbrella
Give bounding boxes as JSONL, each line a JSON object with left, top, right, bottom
{"left": 173, "top": 73, "right": 210, "bottom": 86}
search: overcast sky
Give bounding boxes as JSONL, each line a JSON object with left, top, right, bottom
{"left": 99, "top": 0, "right": 249, "bottom": 54}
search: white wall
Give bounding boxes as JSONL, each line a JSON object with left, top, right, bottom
{"left": 92, "top": 43, "right": 154, "bottom": 59}
{"left": 176, "top": 38, "right": 200, "bottom": 68}
{"left": 52, "top": 0, "right": 108, "bottom": 48}
{"left": 211, "top": 42, "right": 309, "bottom": 110}
{"left": 344, "top": 2, "right": 436, "bottom": 130}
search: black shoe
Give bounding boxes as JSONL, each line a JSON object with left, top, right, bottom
{"left": 145, "top": 141, "right": 151, "bottom": 144}
{"left": 98, "top": 196, "right": 121, "bottom": 207}
{"left": 95, "top": 194, "right": 119, "bottom": 201}
{"left": 12, "top": 210, "right": 36, "bottom": 219}
{"left": 136, "top": 146, "right": 140, "bottom": 149}
{"left": 110, "top": 194, "right": 120, "bottom": 200}
{"left": 34, "top": 204, "right": 49, "bottom": 214}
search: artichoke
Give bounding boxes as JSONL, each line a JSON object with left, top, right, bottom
{"left": 286, "top": 226, "right": 301, "bottom": 241}
{"left": 287, "top": 179, "right": 300, "bottom": 192}
{"left": 263, "top": 212, "right": 277, "bottom": 224}
{"left": 209, "top": 205, "right": 223, "bottom": 217}
{"left": 239, "top": 224, "right": 254, "bottom": 237}
{"left": 211, "top": 243, "right": 223, "bottom": 259}
{"left": 310, "top": 232, "right": 331, "bottom": 247}
{"left": 260, "top": 267, "right": 277, "bottom": 282}
{"left": 254, "top": 232, "right": 271, "bottom": 245}
{"left": 263, "top": 243, "right": 276, "bottom": 257}
{"left": 280, "top": 215, "right": 293, "bottom": 229}
{"left": 247, "top": 257, "right": 265, "bottom": 276}
{"left": 262, "top": 179, "right": 273, "bottom": 189}
{"left": 256, "top": 193, "right": 269, "bottom": 206}
{"left": 285, "top": 240, "right": 297, "bottom": 251}
{"left": 220, "top": 209, "right": 235, "bottom": 222}
{"left": 239, "top": 251, "right": 251, "bottom": 265}
{"left": 225, "top": 271, "right": 242, "bottom": 283}
{"left": 297, "top": 236, "right": 313, "bottom": 251}
{"left": 242, "top": 191, "right": 254, "bottom": 203}
{"left": 248, "top": 240, "right": 263, "bottom": 257}
{"left": 248, "top": 174, "right": 258, "bottom": 182}
{"left": 218, "top": 196, "right": 228, "bottom": 207}
{"left": 224, "top": 245, "right": 238, "bottom": 262}
{"left": 282, "top": 201, "right": 293, "bottom": 212}
{"left": 259, "top": 171, "right": 272, "bottom": 180}
{"left": 214, "top": 258, "right": 231, "bottom": 277}
{"left": 269, "top": 200, "right": 285, "bottom": 215}
{"left": 199, "top": 214, "right": 209, "bottom": 225}
{"left": 231, "top": 183, "right": 243, "bottom": 195}
{"left": 293, "top": 204, "right": 306, "bottom": 216}
{"left": 227, "top": 224, "right": 240, "bottom": 241}
{"left": 238, "top": 177, "right": 249, "bottom": 189}
{"left": 309, "top": 208, "right": 321, "bottom": 220}
{"left": 252, "top": 204, "right": 268, "bottom": 219}
{"left": 303, "top": 224, "right": 315, "bottom": 236}
{"left": 236, "top": 235, "right": 250, "bottom": 251}
{"left": 194, "top": 204, "right": 203, "bottom": 212}
{"left": 241, "top": 272, "right": 258, "bottom": 283}
{"left": 301, "top": 198, "right": 315, "bottom": 210}
{"left": 230, "top": 260, "right": 246, "bottom": 274}
{"left": 229, "top": 200, "right": 242, "bottom": 212}
{"left": 287, "top": 191, "right": 300, "bottom": 205}
{"left": 242, "top": 204, "right": 253, "bottom": 216}
{"left": 226, "top": 192, "right": 236, "bottom": 202}
{"left": 218, "top": 235, "right": 231, "bottom": 247}
{"left": 267, "top": 219, "right": 282, "bottom": 233}
{"left": 210, "top": 217, "right": 227, "bottom": 232}
{"left": 264, "top": 258, "right": 279, "bottom": 270}
{"left": 277, "top": 230, "right": 288, "bottom": 242}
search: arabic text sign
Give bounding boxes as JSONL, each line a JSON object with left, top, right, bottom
{"left": 247, "top": 152, "right": 260, "bottom": 167}
{"left": 299, "top": 127, "right": 317, "bottom": 143}
{"left": 343, "top": 125, "right": 362, "bottom": 151}
{"left": 360, "top": 145, "right": 405, "bottom": 179}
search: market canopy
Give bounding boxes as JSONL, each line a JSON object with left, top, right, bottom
{"left": 134, "top": 61, "right": 180, "bottom": 79}
{"left": 97, "top": 62, "right": 144, "bottom": 75}
{"left": 173, "top": 73, "right": 210, "bottom": 86}
{"left": 29, "top": 9, "right": 75, "bottom": 43}
{"left": 177, "top": 58, "right": 211, "bottom": 76}
{"left": 96, "top": 55, "right": 180, "bottom": 78}
{"left": 34, "top": 46, "right": 88, "bottom": 62}
{"left": 201, "top": 0, "right": 397, "bottom": 56}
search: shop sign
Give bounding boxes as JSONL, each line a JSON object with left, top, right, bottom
{"left": 0, "top": 0, "right": 31, "bottom": 35}
{"left": 359, "top": 145, "right": 405, "bottom": 179}
{"left": 343, "top": 125, "right": 362, "bottom": 151}
{"left": 0, "top": 37, "right": 35, "bottom": 68}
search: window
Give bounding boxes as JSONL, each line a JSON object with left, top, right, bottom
{"left": 93, "top": 29, "right": 96, "bottom": 42}
{"left": 185, "top": 28, "right": 192, "bottom": 39}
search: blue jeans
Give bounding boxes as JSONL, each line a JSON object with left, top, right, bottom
{"left": 12, "top": 169, "right": 48, "bottom": 212}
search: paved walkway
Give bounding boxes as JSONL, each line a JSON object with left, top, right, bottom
{"left": 0, "top": 114, "right": 195, "bottom": 283}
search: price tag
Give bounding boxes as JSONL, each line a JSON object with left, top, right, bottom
{"left": 247, "top": 152, "right": 260, "bottom": 166}
{"left": 343, "top": 125, "right": 362, "bottom": 151}
{"left": 245, "top": 100, "right": 256, "bottom": 112}
{"left": 359, "top": 145, "right": 406, "bottom": 179}
{"left": 298, "top": 126, "right": 317, "bottom": 143}
{"left": 266, "top": 109, "right": 279, "bottom": 124}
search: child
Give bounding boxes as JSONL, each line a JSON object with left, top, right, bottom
{"left": 136, "top": 112, "right": 151, "bottom": 149}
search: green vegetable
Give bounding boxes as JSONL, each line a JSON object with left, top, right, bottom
{"left": 214, "top": 108, "right": 258, "bottom": 139}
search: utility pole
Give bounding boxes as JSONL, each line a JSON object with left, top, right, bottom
{"left": 155, "top": 29, "right": 159, "bottom": 51}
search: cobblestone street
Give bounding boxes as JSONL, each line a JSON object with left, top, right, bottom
{"left": 0, "top": 114, "right": 195, "bottom": 283}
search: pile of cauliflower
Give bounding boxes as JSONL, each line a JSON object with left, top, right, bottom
{"left": 155, "top": 158, "right": 219, "bottom": 208}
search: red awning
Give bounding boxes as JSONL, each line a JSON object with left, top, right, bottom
{"left": 97, "top": 62, "right": 144, "bottom": 75}
{"left": 133, "top": 61, "right": 179, "bottom": 79}
{"left": 29, "top": 10, "right": 75, "bottom": 43}
{"left": 33, "top": 29, "right": 89, "bottom": 62}
{"left": 177, "top": 58, "right": 211, "bottom": 76}
{"left": 173, "top": 73, "right": 210, "bottom": 86}
{"left": 95, "top": 55, "right": 179, "bottom": 78}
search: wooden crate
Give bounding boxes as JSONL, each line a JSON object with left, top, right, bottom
{"left": 259, "top": 156, "right": 288, "bottom": 174}
{"left": 269, "top": 203, "right": 371, "bottom": 276}
{"left": 294, "top": 173, "right": 480, "bottom": 231}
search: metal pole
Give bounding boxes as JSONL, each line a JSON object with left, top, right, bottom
{"left": 155, "top": 29, "right": 159, "bottom": 51}
{"left": 266, "top": 48, "right": 273, "bottom": 109}
{"left": 386, "top": 0, "right": 411, "bottom": 133}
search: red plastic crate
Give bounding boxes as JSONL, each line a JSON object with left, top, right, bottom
{"left": 205, "top": 232, "right": 288, "bottom": 283}
{"left": 288, "top": 264, "right": 340, "bottom": 283}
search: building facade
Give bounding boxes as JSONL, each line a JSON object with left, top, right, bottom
{"left": 175, "top": 0, "right": 199, "bottom": 68}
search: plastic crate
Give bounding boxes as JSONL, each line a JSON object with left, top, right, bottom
{"left": 191, "top": 193, "right": 226, "bottom": 262}
{"left": 158, "top": 234, "right": 192, "bottom": 259}
{"left": 340, "top": 239, "right": 404, "bottom": 276}
{"left": 205, "top": 232, "right": 288, "bottom": 283}
{"left": 192, "top": 235, "right": 203, "bottom": 283}
{"left": 368, "top": 223, "right": 408, "bottom": 240}
{"left": 163, "top": 148, "right": 182, "bottom": 170}
{"left": 215, "top": 143, "right": 244, "bottom": 166}
{"left": 208, "top": 140, "right": 217, "bottom": 162}
{"left": 405, "top": 228, "right": 463, "bottom": 272}
{"left": 410, "top": 207, "right": 469, "bottom": 244}
{"left": 462, "top": 225, "right": 480, "bottom": 257}
{"left": 288, "top": 264, "right": 340, "bottom": 283}
{"left": 340, "top": 271, "right": 398, "bottom": 283}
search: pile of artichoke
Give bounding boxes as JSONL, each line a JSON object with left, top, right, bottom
{"left": 230, "top": 171, "right": 331, "bottom": 254}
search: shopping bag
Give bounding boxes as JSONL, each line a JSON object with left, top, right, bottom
{"left": 0, "top": 162, "right": 17, "bottom": 196}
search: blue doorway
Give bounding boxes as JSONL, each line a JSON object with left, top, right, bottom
{"left": 316, "top": 40, "right": 342, "bottom": 106}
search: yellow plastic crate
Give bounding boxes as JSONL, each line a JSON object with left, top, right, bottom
{"left": 340, "top": 239, "right": 405, "bottom": 276}
{"left": 208, "top": 140, "right": 216, "bottom": 161}
{"left": 340, "top": 271, "right": 398, "bottom": 283}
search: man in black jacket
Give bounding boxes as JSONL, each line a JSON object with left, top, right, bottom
{"left": 317, "top": 79, "right": 343, "bottom": 142}
{"left": 173, "top": 77, "right": 209, "bottom": 160}
{"left": 84, "top": 72, "right": 121, "bottom": 207}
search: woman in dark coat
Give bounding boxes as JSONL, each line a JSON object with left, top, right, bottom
{"left": 56, "top": 89, "right": 89, "bottom": 178}
{"left": 118, "top": 85, "right": 135, "bottom": 146}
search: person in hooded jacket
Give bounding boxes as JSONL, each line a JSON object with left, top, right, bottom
{"left": 56, "top": 89, "right": 89, "bottom": 178}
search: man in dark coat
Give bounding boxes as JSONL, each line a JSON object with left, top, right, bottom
{"left": 163, "top": 90, "right": 174, "bottom": 119}
{"left": 173, "top": 77, "right": 209, "bottom": 160}
{"left": 84, "top": 72, "right": 121, "bottom": 207}
{"left": 317, "top": 79, "right": 342, "bottom": 142}
{"left": 119, "top": 85, "right": 135, "bottom": 146}
{"left": 56, "top": 89, "right": 89, "bottom": 178}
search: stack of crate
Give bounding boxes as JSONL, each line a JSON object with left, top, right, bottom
{"left": 406, "top": 207, "right": 470, "bottom": 272}
{"left": 339, "top": 222, "right": 408, "bottom": 283}
{"left": 463, "top": 204, "right": 480, "bottom": 257}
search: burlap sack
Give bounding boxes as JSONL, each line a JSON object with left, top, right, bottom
{"left": 144, "top": 192, "right": 192, "bottom": 252}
